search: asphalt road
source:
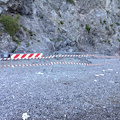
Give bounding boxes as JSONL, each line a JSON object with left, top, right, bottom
{"left": 0, "top": 56, "right": 120, "bottom": 120}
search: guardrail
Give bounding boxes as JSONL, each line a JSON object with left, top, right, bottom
{"left": 0, "top": 52, "right": 119, "bottom": 68}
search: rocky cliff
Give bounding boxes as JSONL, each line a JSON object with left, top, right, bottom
{"left": 0, "top": 0, "right": 120, "bottom": 55}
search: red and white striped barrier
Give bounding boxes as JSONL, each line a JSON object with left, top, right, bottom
{"left": 0, "top": 62, "right": 89, "bottom": 68}
{"left": 0, "top": 53, "right": 119, "bottom": 61}
{"left": 0, "top": 54, "right": 87, "bottom": 61}
{"left": 0, "top": 55, "right": 55, "bottom": 61}
{"left": 11, "top": 53, "right": 43, "bottom": 60}
{"left": 0, "top": 62, "right": 112, "bottom": 68}
{"left": 51, "top": 62, "right": 88, "bottom": 66}
{"left": 53, "top": 54, "right": 87, "bottom": 58}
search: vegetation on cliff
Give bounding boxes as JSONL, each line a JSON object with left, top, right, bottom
{"left": 0, "top": 14, "right": 20, "bottom": 37}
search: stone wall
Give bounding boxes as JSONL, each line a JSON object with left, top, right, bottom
{"left": 0, "top": 0, "right": 120, "bottom": 55}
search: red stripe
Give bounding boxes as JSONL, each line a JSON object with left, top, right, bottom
{"left": 35, "top": 53, "right": 40, "bottom": 58}
{"left": 21, "top": 54, "right": 27, "bottom": 59}
{"left": 28, "top": 54, "right": 34, "bottom": 58}
{"left": 13, "top": 54, "right": 20, "bottom": 59}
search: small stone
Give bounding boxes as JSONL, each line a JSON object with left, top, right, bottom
{"left": 12, "top": 95, "right": 15, "bottom": 99}
{"left": 95, "top": 75, "right": 99, "bottom": 77}
{"left": 64, "top": 114, "right": 67, "bottom": 118}
{"left": 109, "top": 81, "right": 114, "bottom": 84}
{"left": 22, "top": 113, "right": 30, "bottom": 120}
{"left": 99, "top": 74, "right": 104, "bottom": 76}
{"left": 94, "top": 80, "right": 97, "bottom": 82}
{"left": 108, "top": 69, "right": 113, "bottom": 71}
{"left": 103, "top": 106, "right": 106, "bottom": 108}
{"left": 36, "top": 72, "right": 43, "bottom": 75}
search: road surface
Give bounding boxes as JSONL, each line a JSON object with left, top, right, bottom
{"left": 0, "top": 56, "right": 120, "bottom": 120}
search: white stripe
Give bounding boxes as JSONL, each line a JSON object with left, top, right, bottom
{"left": 31, "top": 54, "right": 37, "bottom": 58}
{"left": 25, "top": 54, "right": 31, "bottom": 59}
{"left": 17, "top": 54, "right": 24, "bottom": 59}
{"left": 40, "top": 53, "right": 43, "bottom": 58}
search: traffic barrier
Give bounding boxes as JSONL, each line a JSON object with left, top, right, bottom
{"left": 0, "top": 54, "right": 88, "bottom": 61}
{"left": 0, "top": 52, "right": 118, "bottom": 68}
{"left": 11, "top": 53, "right": 43, "bottom": 59}
{"left": 0, "top": 53, "right": 43, "bottom": 61}
{"left": 0, "top": 62, "right": 112, "bottom": 68}
{"left": 53, "top": 54, "right": 87, "bottom": 58}
{"left": 0, "top": 53, "right": 119, "bottom": 61}
{"left": 0, "top": 55, "right": 55, "bottom": 61}
{"left": 0, "top": 62, "right": 88, "bottom": 68}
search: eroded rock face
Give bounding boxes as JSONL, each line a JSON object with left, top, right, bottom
{"left": 7, "top": 0, "right": 33, "bottom": 15}
{"left": 0, "top": 0, "right": 9, "bottom": 4}
{"left": 0, "top": 0, "right": 120, "bottom": 55}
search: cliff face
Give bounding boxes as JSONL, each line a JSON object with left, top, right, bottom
{"left": 0, "top": 0, "right": 120, "bottom": 55}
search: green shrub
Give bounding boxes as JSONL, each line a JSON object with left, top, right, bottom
{"left": 85, "top": 24, "right": 91, "bottom": 34}
{"left": 116, "top": 22, "right": 120, "bottom": 26}
{"left": 105, "top": 26, "right": 109, "bottom": 31}
{"left": 106, "top": 10, "right": 110, "bottom": 14}
{"left": 78, "top": 38, "right": 81, "bottom": 43}
{"left": 29, "top": 30, "right": 36, "bottom": 37}
{"left": 108, "top": 40, "right": 111, "bottom": 44}
{"left": 103, "top": 20, "right": 106, "bottom": 24}
{"left": 60, "top": 21, "right": 64, "bottom": 25}
{"left": 0, "top": 14, "right": 20, "bottom": 37}
{"left": 26, "top": 42, "right": 30, "bottom": 47}
{"left": 103, "top": 40, "right": 107, "bottom": 43}
{"left": 57, "top": 27, "right": 60, "bottom": 31}
{"left": 100, "top": 19, "right": 103, "bottom": 25}
{"left": 49, "top": 38, "right": 53, "bottom": 41}
{"left": 110, "top": 24, "right": 113, "bottom": 27}
{"left": 40, "top": 15, "right": 44, "bottom": 19}
{"left": 100, "top": 19, "right": 107, "bottom": 25}
{"left": 118, "top": 39, "right": 120, "bottom": 42}
{"left": 103, "top": 40, "right": 111, "bottom": 45}
{"left": 20, "top": 25, "right": 27, "bottom": 31}
{"left": 0, "top": 28, "right": 2, "bottom": 36}
{"left": 57, "top": 38, "right": 63, "bottom": 41}
{"left": 13, "top": 37, "right": 21, "bottom": 45}
{"left": 66, "top": 0, "right": 75, "bottom": 5}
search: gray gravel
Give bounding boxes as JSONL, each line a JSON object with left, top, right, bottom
{"left": 0, "top": 56, "right": 120, "bottom": 120}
